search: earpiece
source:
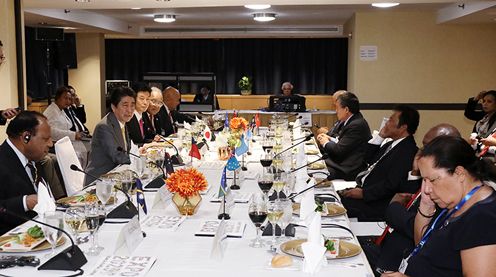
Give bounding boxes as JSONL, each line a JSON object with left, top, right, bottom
{"left": 24, "top": 134, "right": 31, "bottom": 143}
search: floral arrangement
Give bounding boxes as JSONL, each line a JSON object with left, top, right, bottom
{"left": 166, "top": 168, "right": 208, "bottom": 198}
{"left": 238, "top": 76, "right": 252, "bottom": 91}
{"left": 228, "top": 116, "right": 248, "bottom": 148}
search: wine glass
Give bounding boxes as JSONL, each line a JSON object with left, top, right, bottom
{"left": 96, "top": 179, "right": 113, "bottom": 205}
{"left": 64, "top": 207, "right": 85, "bottom": 245}
{"left": 84, "top": 201, "right": 102, "bottom": 256}
{"left": 120, "top": 171, "right": 134, "bottom": 196}
{"left": 248, "top": 193, "right": 267, "bottom": 248}
{"left": 267, "top": 200, "right": 284, "bottom": 247}
{"left": 43, "top": 211, "right": 64, "bottom": 257}
{"left": 92, "top": 203, "right": 106, "bottom": 252}
{"left": 257, "top": 172, "right": 273, "bottom": 196}
{"left": 277, "top": 199, "right": 293, "bottom": 241}
{"left": 273, "top": 172, "right": 287, "bottom": 199}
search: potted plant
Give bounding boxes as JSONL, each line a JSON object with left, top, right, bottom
{"left": 238, "top": 76, "right": 252, "bottom": 95}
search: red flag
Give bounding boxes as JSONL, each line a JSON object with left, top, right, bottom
{"left": 233, "top": 110, "right": 238, "bottom": 117}
{"left": 189, "top": 137, "right": 202, "bottom": 160}
{"left": 255, "top": 113, "right": 261, "bottom": 127}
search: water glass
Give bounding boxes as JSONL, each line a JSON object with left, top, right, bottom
{"left": 277, "top": 199, "right": 293, "bottom": 241}
{"left": 84, "top": 202, "right": 102, "bottom": 255}
{"left": 43, "top": 211, "right": 64, "bottom": 257}
{"left": 96, "top": 179, "right": 113, "bottom": 205}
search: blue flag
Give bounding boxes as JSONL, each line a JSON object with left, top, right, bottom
{"left": 224, "top": 112, "right": 229, "bottom": 129}
{"left": 226, "top": 154, "right": 240, "bottom": 171}
{"left": 235, "top": 134, "right": 249, "bottom": 156}
{"left": 136, "top": 179, "right": 148, "bottom": 214}
{"left": 218, "top": 166, "right": 227, "bottom": 198}
{"left": 246, "top": 129, "right": 253, "bottom": 141}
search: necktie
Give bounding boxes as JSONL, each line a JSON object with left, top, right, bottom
{"left": 150, "top": 114, "right": 155, "bottom": 130}
{"left": 121, "top": 127, "right": 127, "bottom": 150}
{"left": 71, "top": 109, "right": 85, "bottom": 132}
{"left": 356, "top": 141, "right": 394, "bottom": 187}
{"left": 169, "top": 111, "right": 176, "bottom": 134}
{"left": 139, "top": 118, "right": 144, "bottom": 138}
{"left": 26, "top": 162, "right": 38, "bottom": 186}
{"left": 375, "top": 189, "right": 422, "bottom": 245}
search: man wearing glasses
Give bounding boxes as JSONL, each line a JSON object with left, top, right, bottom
{"left": 143, "top": 87, "right": 168, "bottom": 138}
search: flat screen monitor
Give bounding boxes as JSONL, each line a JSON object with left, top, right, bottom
{"left": 179, "top": 102, "right": 214, "bottom": 112}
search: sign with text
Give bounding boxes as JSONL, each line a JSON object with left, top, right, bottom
{"left": 89, "top": 255, "right": 156, "bottom": 276}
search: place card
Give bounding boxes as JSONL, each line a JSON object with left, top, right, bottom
{"left": 210, "top": 220, "right": 228, "bottom": 260}
{"left": 195, "top": 220, "right": 246, "bottom": 238}
{"left": 152, "top": 185, "right": 172, "bottom": 210}
{"left": 114, "top": 216, "right": 144, "bottom": 255}
{"left": 88, "top": 256, "right": 156, "bottom": 277}
{"left": 141, "top": 215, "right": 186, "bottom": 232}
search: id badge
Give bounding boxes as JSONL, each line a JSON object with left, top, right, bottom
{"left": 398, "top": 256, "right": 409, "bottom": 274}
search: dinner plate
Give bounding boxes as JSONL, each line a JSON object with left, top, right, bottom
{"left": 0, "top": 236, "right": 66, "bottom": 253}
{"left": 292, "top": 202, "right": 347, "bottom": 217}
{"left": 280, "top": 239, "right": 361, "bottom": 259}
{"left": 305, "top": 149, "right": 320, "bottom": 155}
{"left": 56, "top": 194, "right": 115, "bottom": 207}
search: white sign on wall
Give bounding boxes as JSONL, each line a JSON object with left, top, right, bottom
{"left": 360, "top": 45, "right": 378, "bottom": 61}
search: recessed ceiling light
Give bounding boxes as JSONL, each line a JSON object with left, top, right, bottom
{"left": 253, "top": 13, "right": 276, "bottom": 22}
{"left": 244, "top": 4, "right": 271, "bottom": 10}
{"left": 371, "top": 2, "right": 400, "bottom": 8}
{"left": 74, "top": 0, "right": 91, "bottom": 2}
{"left": 154, "top": 14, "right": 176, "bottom": 23}
{"left": 131, "top": 7, "right": 142, "bottom": 10}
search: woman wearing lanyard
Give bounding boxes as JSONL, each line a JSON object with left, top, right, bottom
{"left": 381, "top": 136, "right": 496, "bottom": 277}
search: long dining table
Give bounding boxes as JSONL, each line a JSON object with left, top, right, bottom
{"left": 1, "top": 134, "right": 375, "bottom": 277}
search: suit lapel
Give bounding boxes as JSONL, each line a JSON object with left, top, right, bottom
{"left": 1, "top": 142, "right": 35, "bottom": 190}
{"left": 108, "top": 113, "right": 126, "bottom": 149}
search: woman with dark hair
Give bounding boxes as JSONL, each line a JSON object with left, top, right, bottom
{"left": 381, "top": 136, "right": 496, "bottom": 277}
{"left": 466, "top": 90, "right": 496, "bottom": 137}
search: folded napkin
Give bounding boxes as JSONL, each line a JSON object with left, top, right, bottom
{"left": 302, "top": 212, "right": 327, "bottom": 274}
{"left": 33, "top": 182, "right": 56, "bottom": 216}
{"left": 299, "top": 184, "right": 316, "bottom": 223}
{"left": 129, "top": 142, "right": 140, "bottom": 172}
{"left": 184, "top": 122, "right": 192, "bottom": 130}
{"left": 293, "top": 176, "right": 309, "bottom": 203}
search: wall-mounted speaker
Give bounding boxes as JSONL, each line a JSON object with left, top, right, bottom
{"left": 56, "top": 33, "right": 77, "bottom": 69}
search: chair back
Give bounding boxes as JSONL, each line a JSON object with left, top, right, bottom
{"left": 55, "top": 136, "right": 84, "bottom": 196}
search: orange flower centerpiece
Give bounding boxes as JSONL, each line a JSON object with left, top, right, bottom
{"left": 228, "top": 116, "right": 249, "bottom": 148}
{"left": 166, "top": 168, "right": 208, "bottom": 215}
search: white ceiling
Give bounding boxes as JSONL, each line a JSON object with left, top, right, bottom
{"left": 23, "top": 0, "right": 496, "bottom": 38}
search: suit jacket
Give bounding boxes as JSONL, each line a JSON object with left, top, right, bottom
{"left": 342, "top": 135, "right": 418, "bottom": 221}
{"left": 323, "top": 113, "right": 371, "bottom": 180}
{"left": 159, "top": 106, "right": 195, "bottom": 137}
{"left": 193, "top": 92, "right": 220, "bottom": 109}
{"left": 143, "top": 111, "right": 166, "bottom": 138}
{"left": 85, "top": 112, "right": 131, "bottom": 185}
{"left": 72, "top": 105, "right": 87, "bottom": 124}
{"left": 126, "top": 114, "right": 154, "bottom": 146}
{"left": 0, "top": 142, "right": 38, "bottom": 235}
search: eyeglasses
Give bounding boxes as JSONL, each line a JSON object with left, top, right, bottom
{"left": 150, "top": 100, "right": 163, "bottom": 106}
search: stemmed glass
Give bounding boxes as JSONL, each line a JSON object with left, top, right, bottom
{"left": 277, "top": 199, "right": 293, "bottom": 242}
{"left": 64, "top": 207, "right": 85, "bottom": 245}
{"left": 267, "top": 200, "right": 284, "bottom": 247}
{"left": 248, "top": 193, "right": 268, "bottom": 248}
{"left": 260, "top": 148, "right": 273, "bottom": 176}
{"left": 84, "top": 201, "right": 103, "bottom": 255}
{"left": 257, "top": 172, "right": 273, "bottom": 196}
{"left": 43, "top": 211, "right": 64, "bottom": 257}
{"left": 273, "top": 172, "right": 287, "bottom": 199}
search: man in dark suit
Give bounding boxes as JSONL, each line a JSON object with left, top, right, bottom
{"left": 143, "top": 87, "right": 167, "bottom": 138}
{"left": 193, "top": 86, "right": 219, "bottom": 110}
{"left": 67, "top": 85, "right": 87, "bottom": 125}
{"left": 127, "top": 83, "right": 153, "bottom": 146}
{"left": 160, "top": 86, "right": 195, "bottom": 137}
{"left": 85, "top": 87, "right": 134, "bottom": 185}
{"left": 339, "top": 105, "right": 420, "bottom": 221}
{"left": 317, "top": 92, "right": 372, "bottom": 180}
{"left": 0, "top": 111, "right": 53, "bottom": 235}
{"left": 361, "top": 124, "right": 461, "bottom": 276}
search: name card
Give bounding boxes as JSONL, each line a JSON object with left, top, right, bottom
{"left": 89, "top": 255, "right": 156, "bottom": 277}
{"left": 152, "top": 185, "right": 172, "bottom": 210}
{"left": 114, "top": 216, "right": 144, "bottom": 255}
{"left": 210, "top": 220, "right": 228, "bottom": 261}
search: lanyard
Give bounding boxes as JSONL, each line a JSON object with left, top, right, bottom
{"left": 409, "top": 185, "right": 482, "bottom": 258}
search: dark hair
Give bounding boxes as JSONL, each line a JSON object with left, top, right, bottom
{"left": 393, "top": 105, "right": 419, "bottom": 135}
{"left": 110, "top": 86, "right": 136, "bottom": 107}
{"left": 337, "top": 92, "right": 360, "bottom": 114}
{"left": 6, "top": 111, "right": 46, "bottom": 138}
{"left": 0, "top": 40, "right": 3, "bottom": 47}
{"left": 420, "top": 136, "right": 496, "bottom": 182}
{"left": 54, "top": 86, "right": 70, "bottom": 100}
{"left": 132, "top": 82, "right": 151, "bottom": 94}
{"left": 483, "top": 90, "right": 496, "bottom": 100}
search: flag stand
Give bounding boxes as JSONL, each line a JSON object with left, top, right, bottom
{"left": 241, "top": 154, "right": 248, "bottom": 171}
{"left": 217, "top": 195, "right": 231, "bottom": 220}
{"left": 230, "top": 170, "right": 240, "bottom": 190}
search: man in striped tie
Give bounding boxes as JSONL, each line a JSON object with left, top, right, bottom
{"left": 360, "top": 124, "right": 461, "bottom": 275}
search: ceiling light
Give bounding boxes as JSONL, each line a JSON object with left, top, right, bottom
{"left": 131, "top": 7, "right": 142, "bottom": 10}
{"left": 371, "top": 2, "right": 400, "bottom": 8}
{"left": 253, "top": 13, "right": 276, "bottom": 22}
{"left": 154, "top": 14, "right": 176, "bottom": 23}
{"left": 244, "top": 4, "right": 271, "bottom": 10}
{"left": 74, "top": 0, "right": 91, "bottom": 2}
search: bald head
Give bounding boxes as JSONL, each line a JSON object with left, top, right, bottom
{"left": 422, "top": 123, "right": 461, "bottom": 146}
{"left": 163, "top": 86, "right": 181, "bottom": 111}
{"left": 332, "top": 90, "right": 347, "bottom": 101}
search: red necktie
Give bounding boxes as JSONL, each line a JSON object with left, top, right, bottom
{"left": 375, "top": 189, "right": 421, "bottom": 245}
{"left": 139, "top": 118, "right": 144, "bottom": 138}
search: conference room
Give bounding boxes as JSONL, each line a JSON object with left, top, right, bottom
{"left": 1, "top": 0, "right": 496, "bottom": 276}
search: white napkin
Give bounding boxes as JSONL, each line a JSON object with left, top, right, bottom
{"left": 296, "top": 143, "right": 306, "bottom": 167}
{"left": 301, "top": 212, "right": 327, "bottom": 274}
{"left": 33, "top": 182, "right": 56, "bottom": 216}
{"left": 195, "top": 116, "right": 202, "bottom": 123}
{"left": 293, "top": 177, "right": 308, "bottom": 203}
{"left": 129, "top": 142, "right": 140, "bottom": 172}
{"left": 184, "top": 122, "right": 191, "bottom": 130}
{"left": 299, "top": 185, "right": 316, "bottom": 223}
